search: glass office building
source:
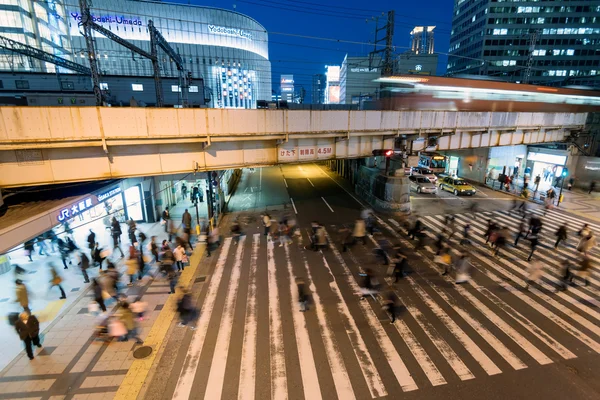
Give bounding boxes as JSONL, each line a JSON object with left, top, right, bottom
{"left": 447, "top": 0, "right": 600, "bottom": 87}
{"left": 0, "top": 0, "right": 271, "bottom": 107}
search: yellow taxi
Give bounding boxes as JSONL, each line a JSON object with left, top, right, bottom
{"left": 439, "top": 176, "right": 476, "bottom": 196}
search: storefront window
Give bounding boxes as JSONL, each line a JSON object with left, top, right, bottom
{"left": 124, "top": 186, "right": 144, "bottom": 221}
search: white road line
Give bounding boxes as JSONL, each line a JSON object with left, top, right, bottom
{"left": 328, "top": 232, "right": 418, "bottom": 392}
{"left": 424, "top": 217, "right": 600, "bottom": 353}
{"left": 173, "top": 238, "right": 232, "bottom": 400}
{"left": 290, "top": 198, "right": 298, "bottom": 215}
{"left": 307, "top": 177, "right": 315, "bottom": 187}
{"left": 321, "top": 197, "right": 334, "bottom": 212}
{"left": 283, "top": 243, "right": 322, "bottom": 400}
{"left": 405, "top": 273, "right": 526, "bottom": 370}
{"left": 315, "top": 164, "right": 366, "bottom": 207}
{"left": 204, "top": 236, "right": 246, "bottom": 399}
{"left": 386, "top": 218, "right": 575, "bottom": 361}
{"left": 238, "top": 235, "right": 260, "bottom": 400}
{"left": 284, "top": 178, "right": 288, "bottom": 188}
{"left": 319, "top": 254, "right": 388, "bottom": 397}
{"left": 403, "top": 275, "right": 502, "bottom": 375}
{"left": 267, "top": 240, "right": 288, "bottom": 399}
{"left": 300, "top": 247, "right": 355, "bottom": 399}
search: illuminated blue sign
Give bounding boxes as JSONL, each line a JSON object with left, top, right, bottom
{"left": 57, "top": 198, "right": 93, "bottom": 222}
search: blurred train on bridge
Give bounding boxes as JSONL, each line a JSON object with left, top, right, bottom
{"left": 373, "top": 75, "right": 600, "bottom": 113}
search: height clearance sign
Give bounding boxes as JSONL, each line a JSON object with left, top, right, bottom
{"left": 278, "top": 146, "right": 334, "bottom": 162}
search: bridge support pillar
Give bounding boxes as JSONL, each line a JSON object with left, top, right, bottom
{"left": 355, "top": 166, "right": 410, "bottom": 214}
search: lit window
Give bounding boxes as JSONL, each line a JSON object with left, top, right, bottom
{"left": 472, "top": 15, "right": 476, "bottom": 22}
{"left": 132, "top": 84, "right": 143, "bottom": 91}
{"left": 189, "top": 86, "right": 199, "bottom": 93}
{"left": 591, "top": 70, "right": 597, "bottom": 76}
{"left": 549, "top": 71, "right": 556, "bottom": 76}
{"left": 171, "top": 85, "right": 181, "bottom": 92}
{"left": 510, "top": 60, "right": 516, "bottom": 66}
{"left": 569, "top": 70, "right": 577, "bottom": 77}
{"left": 537, "top": 18, "right": 544, "bottom": 24}
{"left": 566, "top": 49, "right": 574, "bottom": 56}
{"left": 539, "top": 49, "right": 546, "bottom": 56}
{"left": 553, "top": 49, "right": 560, "bottom": 56}
{"left": 100, "top": 82, "right": 109, "bottom": 90}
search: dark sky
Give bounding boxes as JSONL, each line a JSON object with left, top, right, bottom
{"left": 167, "top": 0, "right": 454, "bottom": 96}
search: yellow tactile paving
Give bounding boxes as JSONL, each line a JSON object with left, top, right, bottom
{"left": 114, "top": 243, "right": 206, "bottom": 400}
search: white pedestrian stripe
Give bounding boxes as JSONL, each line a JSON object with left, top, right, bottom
{"left": 173, "top": 238, "right": 232, "bottom": 400}
{"left": 299, "top": 246, "right": 356, "bottom": 400}
{"left": 327, "top": 232, "right": 418, "bottom": 392}
{"left": 238, "top": 235, "right": 260, "bottom": 400}
{"left": 205, "top": 236, "right": 246, "bottom": 399}
{"left": 283, "top": 242, "right": 322, "bottom": 400}
{"left": 318, "top": 253, "right": 388, "bottom": 397}
{"left": 322, "top": 197, "right": 334, "bottom": 212}
{"left": 266, "top": 240, "right": 288, "bottom": 400}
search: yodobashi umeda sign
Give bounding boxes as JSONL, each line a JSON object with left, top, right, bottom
{"left": 208, "top": 25, "right": 253, "bottom": 41}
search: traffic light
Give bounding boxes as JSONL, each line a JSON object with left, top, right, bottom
{"left": 372, "top": 149, "right": 394, "bottom": 157}
{"left": 562, "top": 168, "right": 568, "bottom": 177}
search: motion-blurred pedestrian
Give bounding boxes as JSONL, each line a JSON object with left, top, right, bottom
{"left": 555, "top": 224, "right": 568, "bottom": 249}
{"left": 174, "top": 243, "right": 185, "bottom": 272}
{"left": 296, "top": 277, "right": 308, "bottom": 312}
{"left": 111, "top": 217, "right": 124, "bottom": 258}
{"left": 24, "top": 240, "right": 34, "bottom": 262}
{"left": 525, "top": 260, "right": 543, "bottom": 290}
{"left": 177, "top": 288, "right": 198, "bottom": 329}
{"left": 454, "top": 251, "right": 471, "bottom": 285}
{"left": 92, "top": 278, "right": 107, "bottom": 312}
{"left": 117, "top": 302, "right": 143, "bottom": 344}
{"left": 79, "top": 252, "right": 90, "bottom": 283}
{"left": 14, "top": 311, "right": 41, "bottom": 360}
{"left": 48, "top": 263, "right": 66, "bottom": 299}
{"left": 15, "top": 279, "right": 30, "bottom": 313}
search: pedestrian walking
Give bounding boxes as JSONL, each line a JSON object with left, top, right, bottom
{"left": 117, "top": 302, "right": 143, "bottom": 344}
{"left": 534, "top": 174, "right": 541, "bottom": 194}
{"left": 79, "top": 252, "right": 91, "bottom": 283}
{"left": 460, "top": 223, "right": 472, "bottom": 246}
{"left": 126, "top": 247, "right": 138, "bottom": 287}
{"left": 577, "top": 231, "right": 596, "bottom": 256}
{"left": 493, "top": 227, "right": 509, "bottom": 258}
{"left": 454, "top": 251, "right": 471, "bottom": 284}
{"left": 177, "top": 288, "right": 198, "bottom": 329}
{"left": 353, "top": 218, "right": 367, "bottom": 245}
{"left": 525, "top": 260, "right": 543, "bottom": 290}
{"left": 514, "top": 217, "right": 528, "bottom": 247}
{"left": 15, "top": 279, "right": 30, "bottom": 313}
{"left": 24, "top": 240, "right": 34, "bottom": 262}
{"left": 111, "top": 217, "right": 124, "bottom": 257}
{"left": 92, "top": 278, "right": 107, "bottom": 312}
{"left": 296, "top": 277, "right": 308, "bottom": 312}
{"left": 92, "top": 242, "right": 106, "bottom": 269}
{"left": 527, "top": 233, "right": 539, "bottom": 261}
{"left": 36, "top": 235, "right": 48, "bottom": 256}
{"left": 262, "top": 213, "right": 272, "bottom": 237}
{"left": 181, "top": 183, "right": 188, "bottom": 200}
{"left": 392, "top": 253, "right": 408, "bottom": 282}
{"left": 14, "top": 311, "right": 41, "bottom": 360}
{"left": 382, "top": 292, "right": 399, "bottom": 323}
{"left": 168, "top": 269, "right": 179, "bottom": 294}
{"left": 575, "top": 255, "right": 592, "bottom": 287}
{"left": 131, "top": 296, "right": 147, "bottom": 321}
{"left": 48, "top": 263, "right": 66, "bottom": 299}
{"left": 87, "top": 229, "right": 96, "bottom": 255}
{"left": 148, "top": 236, "right": 159, "bottom": 263}
{"left": 230, "top": 218, "right": 242, "bottom": 244}
{"left": 485, "top": 220, "right": 498, "bottom": 244}
{"left": 182, "top": 209, "right": 193, "bottom": 238}
{"left": 174, "top": 243, "right": 185, "bottom": 272}
{"left": 568, "top": 177, "right": 574, "bottom": 191}
{"left": 436, "top": 247, "right": 452, "bottom": 276}
{"left": 162, "top": 207, "right": 170, "bottom": 234}
{"left": 555, "top": 224, "right": 568, "bottom": 249}
{"left": 127, "top": 218, "right": 137, "bottom": 245}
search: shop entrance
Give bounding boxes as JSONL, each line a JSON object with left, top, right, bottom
{"left": 526, "top": 151, "right": 567, "bottom": 192}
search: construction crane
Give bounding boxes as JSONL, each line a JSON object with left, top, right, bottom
{"left": 0, "top": 35, "right": 91, "bottom": 75}
{"left": 78, "top": 0, "right": 190, "bottom": 107}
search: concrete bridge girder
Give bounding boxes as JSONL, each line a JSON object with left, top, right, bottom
{"left": 0, "top": 107, "right": 587, "bottom": 187}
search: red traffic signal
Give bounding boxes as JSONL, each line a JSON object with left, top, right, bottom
{"left": 372, "top": 149, "right": 394, "bottom": 157}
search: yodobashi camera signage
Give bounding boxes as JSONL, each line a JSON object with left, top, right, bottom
{"left": 208, "top": 25, "right": 253, "bottom": 41}
{"left": 69, "top": 12, "right": 143, "bottom": 27}
{"left": 68, "top": 11, "right": 146, "bottom": 40}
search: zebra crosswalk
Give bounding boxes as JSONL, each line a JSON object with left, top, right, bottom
{"left": 169, "top": 208, "right": 599, "bottom": 400}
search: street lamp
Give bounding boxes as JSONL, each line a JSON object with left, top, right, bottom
{"left": 557, "top": 167, "right": 568, "bottom": 208}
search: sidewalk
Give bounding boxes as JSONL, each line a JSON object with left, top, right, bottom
{"left": 484, "top": 177, "right": 600, "bottom": 222}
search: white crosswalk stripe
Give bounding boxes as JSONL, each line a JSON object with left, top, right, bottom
{"left": 171, "top": 207, "right": 600, "bottom": 399}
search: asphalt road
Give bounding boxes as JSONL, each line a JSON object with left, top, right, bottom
{"left": 148, "top": 164, "right": 600, "bottom": 400}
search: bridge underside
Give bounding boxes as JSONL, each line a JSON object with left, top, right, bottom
{"left": 0, "top": 107, "right": 585, "bottom": 187}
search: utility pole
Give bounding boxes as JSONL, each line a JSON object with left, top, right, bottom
{"left": 79, "top": 0, "right": 102, "bottom": 105}
{"left": 523, "top": 29, "right": 541, "bottom": 84}
{"left": 369, "top": 10, "right": 395, "bottom": 76}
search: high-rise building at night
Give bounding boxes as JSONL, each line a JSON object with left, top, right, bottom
{"left": 410, "top": 26, "right": 435, "bottom": 55}
{"left": 311, "top": 74, "right": 326, "bottom": 104}
{"left": 447, "top": 1, "right": 600, "bottom": 87}
{"left": 339, "top": 55, "right": 381, "bottom": 105}
{"left": 280, "top": 74, "right": 294, "bottom": 102}
{"left": 324, "top": 65, "right": 340, "bottom": 104}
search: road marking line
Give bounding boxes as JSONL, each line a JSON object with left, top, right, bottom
{"left": 290, "top": 198, "right": 298, "bottom": 214}
{"left": 204, "top": 237, "right": 246, "bottom": 399}
{"left": 238, "top": 234, "right": 260, "bottom": 400}
{"left": 321, "top": 197, "right": 334, "bottom": 212}
{"left": 284, "top": 178, "right": 288, "bottom": 188}
{"left": 267, "top": 240, "right": 288, "bottom": 399}
{"left": 299, "top": 246, "right": 355, "bottom": 399}
{"left": 283, "top": 243, "right": 322, "bottom": 400}
{"left": 116, "top": 243, "right": 206, "bottom": 400}
{"left": 319, "top": 232, "right": 387, "bottom": 397}
{"left": 315, "top": 164, "right": 365, "bottom": 207}
{"left": 172, "top": 239, "right": 232, "bottom": 400}
{"left": 307, "top": 178, "right": 315, "bottom": 187}
{"left": 386, "top": 217, "right": 575, "bottom": 361}
{"left": 326, "top": 231, "right": 418, "bottom": 392}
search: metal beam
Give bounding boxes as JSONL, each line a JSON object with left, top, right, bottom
{"left": 0, "top": 36, "right": 91, "bottom": 75}
{"left": 148, "top": 20, "right": 182, "bottom": 70}
{"left": 79, "top": 0, "right": 102, "bottom": 105}
{"left": 89, "top": 22, "right": 155, "bottom": 61}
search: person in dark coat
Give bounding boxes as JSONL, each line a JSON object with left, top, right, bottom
{"left": 15, "top": 311, "right": 41, "bottom": 360}
{"left": 177, "top": 289, "right": 198, "bottom": 328}
{"left": 87, "top": 229, "right": 96, "bottom": 254}
{"left": 296, "top": 277, "right": 308, "bottom": 312}
{"left": 589, "top": 180, "right": 596, "bottom": 194}
{"left": 555, "top": 224, "right": 568, "bottom": 249}
{"left": 24, "top": 240, "right": 35, "bottom": 262}
{"left": 92, "top": 242, "right": 105, "bottom": 269}
{"left": 79, "top": 252, "right": 91, "bottom": 283}
{"left": 92, "top": 278, "right": 107, "bottom": 312}
{"left": 111, "top": 217, "right": 124, "bottom": 257}
{"left": 56, "top": 238, "right": 70, "bottom": 269}
{"left": 162, "top": 207, "right": 170, "bottom": 234}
